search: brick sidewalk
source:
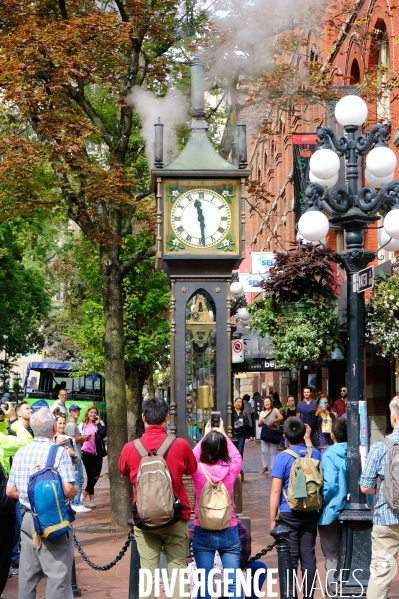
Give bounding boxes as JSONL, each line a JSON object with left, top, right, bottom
{"left": 4, "top": 440, "right": 399, "bottom": 598}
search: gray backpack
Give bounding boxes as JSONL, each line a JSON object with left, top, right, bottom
{"left": 131, "top": 435, "right": 182, "bottom": 529}
{"left": 382, "top": 438, "right": 399, "bottom": 512}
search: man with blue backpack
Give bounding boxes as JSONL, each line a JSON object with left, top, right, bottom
{"left": 6, "top": 408, "right": 77, "bottom": 599}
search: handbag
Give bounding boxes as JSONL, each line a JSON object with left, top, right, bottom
{"left": 261, "top": 423, "right": 283, "bottom": 444}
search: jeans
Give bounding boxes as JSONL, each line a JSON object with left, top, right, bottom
{"left": 236, "top": 436, "right": 246, "bottom": 457}
{"left": 261, "top": 441, "right": 278, "bottom": 470}
{"left": 72, "top": 461, "right": 84, "bottom": 505}
{"left": 246, "top": 561, "right": 267, "bottom": 599}
{"left": 11, "top": 500, "right": 22, "bottom": 564}
{"left": 192, "top": 525, "right": 241, "bottom": 599}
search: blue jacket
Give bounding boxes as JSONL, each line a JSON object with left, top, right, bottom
{"left": 318, "top": 442, "right": 348, "bottom": 526}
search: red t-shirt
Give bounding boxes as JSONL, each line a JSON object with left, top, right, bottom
{"left": 333, "top": 398, "right": 347, "bottom": 417}
{"left": 118, "top": 425, "right": 197, "bottom": 521}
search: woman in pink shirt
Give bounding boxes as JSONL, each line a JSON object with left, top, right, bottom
{"left": 79, "top": 404, "right": 106, "bottom": 508}
{"left": 191, "top": 420, "right": 242, "bottom": 599}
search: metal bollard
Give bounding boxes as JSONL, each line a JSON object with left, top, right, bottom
{"left": 270, "top": 524, "right": 295, "bottom": 599}
{"left": 127, "top": 519, "right": 140, "bottom": 599}
{"left": 71, "top": 556, "right": 82, "bottom": 597}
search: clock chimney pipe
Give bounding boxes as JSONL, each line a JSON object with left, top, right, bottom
{"left": 154, "top": 117, "right": 164, "bottom": 168}
{"left": 237, "top": 120, "right": 248, "bottom": 168}
{"left": 191, "top": 57, "right": 205, "bottom": 119}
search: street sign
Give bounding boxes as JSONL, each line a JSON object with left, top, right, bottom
{"left": 357, "top": 266, "right": 374, "bottom": 293}
{"left": 232, "top": 339, "right": 244, "bottom": 363}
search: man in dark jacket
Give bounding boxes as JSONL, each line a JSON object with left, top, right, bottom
{"left": 118, "top": 397, "right": 197, "bottom": 599}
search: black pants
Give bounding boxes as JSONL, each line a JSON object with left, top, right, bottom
{"left": 279, "top": 510, "right": 319, "bottom": 598}
{"left": 82, "top": 451, "right": 103, "bottom": 495}
{"left": 0, "top": 507, "right": 15, "bottom": 596}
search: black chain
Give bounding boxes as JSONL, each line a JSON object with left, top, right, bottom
{"left": 243, "top": 541, "right": 277, "bottom": 567}
{"left": 73, "top": 531, "right": 132, "bottom": 571}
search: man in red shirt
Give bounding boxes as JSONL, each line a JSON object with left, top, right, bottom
{"left": 118, "top": 397, "right": 197, "bottom": 599}
{"left": 333, "top": 386, "right": 347, "bottom": 417}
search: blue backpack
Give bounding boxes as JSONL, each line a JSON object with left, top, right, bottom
{"left": 28, "top": 444, "right": 75, "bottom": 540}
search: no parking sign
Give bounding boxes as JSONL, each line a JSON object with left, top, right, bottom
{"left": 232, "top": 339, "right": 244, "bottom": 363}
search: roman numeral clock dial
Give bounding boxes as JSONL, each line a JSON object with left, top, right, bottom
{"left": 171, "top": 189, "right": 232, "bottom": 248}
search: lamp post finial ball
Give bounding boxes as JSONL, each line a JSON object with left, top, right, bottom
{"left": 297, "top": 210, "right": 330, "bottom": 242}
{"left": 334, "top": 95, "right": 368, "bottom": 127}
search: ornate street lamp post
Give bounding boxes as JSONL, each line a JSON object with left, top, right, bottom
{"left": 298, "top": 94, "right": 399, "bottom": 597}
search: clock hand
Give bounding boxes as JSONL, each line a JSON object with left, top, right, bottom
{"left": 194, "top": 199, "right": 206, "bottom": 245}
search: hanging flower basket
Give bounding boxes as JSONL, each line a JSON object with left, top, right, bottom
{"left": 274, "top": 301, "right": 314, "bottom": 315}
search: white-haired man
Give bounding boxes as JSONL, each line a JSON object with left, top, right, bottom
{"left": 359, "top": 396, "right": 399, "bottom": 599}
{"left": 6, "top": 408, "right": 77, "bottom": 599}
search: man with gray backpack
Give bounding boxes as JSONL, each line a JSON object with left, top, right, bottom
{"left": 118, "top": 397, "right": 197, "bottom": 599}
{"left": 359, "top": 396, "right": 399, "bottom": 599}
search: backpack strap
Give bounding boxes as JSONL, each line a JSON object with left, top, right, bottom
{"left": 45, "top": 444, "right": 61, "bottom": 468}
{"left": 132, "top": 435, "right": 176, "bottom": 458}
{"left": 284, "top": 449, "right": 300, "bottom": 459}
{"left": 199, "top": 462, "right": 214, "bottom": 483}
{"left": 306, "top": 446, "right": 313, "bottom": 458}
{"left": 382, "top": 438, "right": 394, "bottom": 450}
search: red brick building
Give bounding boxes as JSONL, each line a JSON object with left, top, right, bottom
{"left": 236, "top": 0, "right": 399, "bottom": 440}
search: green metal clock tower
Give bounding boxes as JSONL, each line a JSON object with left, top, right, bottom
{"left": 151, "top": 59, "right": 250, "bottom": 445}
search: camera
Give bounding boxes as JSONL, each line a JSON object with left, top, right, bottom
{"left": 0, "top": 393, "right": 12, "bottom": 415}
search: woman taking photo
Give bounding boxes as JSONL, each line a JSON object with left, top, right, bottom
{"left": 308, "top": 395, "right": 335, "bottom": 457}
{"left": 191, "top": 419, "right": 242, "bottom": 599}
{"left": 258, "top": 396, "right": 283, "bottom": 474}
{"left": 79, "top": 404, "right": 106, "bottom": 508}
{"left": 233, "top": 397, "right": 250, "bottom": 457}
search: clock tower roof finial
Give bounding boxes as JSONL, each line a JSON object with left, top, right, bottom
{"left": 159, "top": 59, "right": 237, "bottom": 172}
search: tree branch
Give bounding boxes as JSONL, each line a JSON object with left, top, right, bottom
{"left": 68, "top": 85, "right": 116, "bottom": 151}
{"left": 121, "top": 205, "right": 136, "bottom": 237}
{"left": 120, "top": 246, "right": 156, "bottom": 278}
{"left": 113, "top": 0, "right": 129, "bottom": 22}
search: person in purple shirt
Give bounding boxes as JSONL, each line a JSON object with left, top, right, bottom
{"left": 296, "top": 386, "right": 316, "bottom": 424}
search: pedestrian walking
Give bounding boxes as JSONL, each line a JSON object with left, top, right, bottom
{"left": 318, "top": 418, "right": 348, "bottom": 594}
{"left": 242, "top": 394, "right": 255, "bottom": 441}
{"left": 296, "top": 386, "right": 316, "bottom": 424}
{"left": 6, "top": 408, "right": 77, "bottom": 599}
{"left": 118, "top": 397, "right": 197, "bottom": 599}
{"left": 79, "top": 404, "right": 106, "bottom": 508}
{"left": 233, "top": 397, "right": 249, "bottom": 457}
{"left": 270, "top": 417, "right": 320, "bottom": 599}
{"left": 359, "top": 396, "right": 399, "bottom": 599}
{"left": 65, "top": 404, "right": 91, "bottom": 512}
{"left": 282, "top": 395, "right": 297, "bottom": 420}
{"left": 308, "top": 395, "right": 335, "bottom": 456}
{"left": 258, "top": 397, "right": 283, "bottom": 474}
{"left": 333, "top": 386, "right": 347, "bottom": 417}
{"left": 191, "top": 419, "right": 242, "bottom": 599}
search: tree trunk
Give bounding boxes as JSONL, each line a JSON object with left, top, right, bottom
{"left": 100, "top": 244, "right": 131, "bottom": 527}
{"left": 126, "top": 364, "right": 146, "bottom": 441}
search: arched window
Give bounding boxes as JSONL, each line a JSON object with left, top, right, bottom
{"left": 350, "top": 59, "right": 360, "bottom": 84}
{"left": 377, "top": 28, "right": 390, "bottom": 122}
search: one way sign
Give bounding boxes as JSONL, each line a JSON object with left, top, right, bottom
{"left": 357, "top": 266, "right": 374, "bottom": 293}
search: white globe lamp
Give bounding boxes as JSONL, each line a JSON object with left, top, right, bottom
{"left": 366, "top": 146, "right": 397, "bottom": 178}
{"left": 297, "top": 211, "right": 330, "bottom": 242}
{"left": 334, "top": 95, "right": 368, "bottom": 127}
{"left": 383, "top": 209, "right": 399, "bottom": 241}
{"left": 309, "top": 149, "right": 341, "bottom": 179}
{"left": 377, "top": 227, "right": 399, "bottom": 251}
{"left": 297, "top": 232, "right": 326, "bottom": 246}
{"left": 237, "top": 307, "right": 251, "bottom": 322}
{"left": 309, "top": 171, "right": 338, "bottom": 189}
{"left": 230, "top": 281, "right": 244, "bottom": 298}
{"left": 365, "top": 168, "right": 394, "bottom": 188}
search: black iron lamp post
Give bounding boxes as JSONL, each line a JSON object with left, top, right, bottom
{"left": 298, "top": 94, "right": 399, "bottom": 597}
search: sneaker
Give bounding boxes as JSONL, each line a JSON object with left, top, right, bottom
{"left": 80, "top": 494, "right": 86, "bottom": 504}
{"left": 72, "top": 505, "right": 92, "bottom": 513}
{"left": 8, "top": 568, "right": 19, "bottom": 577}
{"left": 260, "top": 467, "right": 268, "bottom": 474}
{"left": 89, "top": 500, "right": 96, "bottom": 508}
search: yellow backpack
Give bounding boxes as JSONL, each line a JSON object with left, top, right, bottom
{"left": 282, "top": 447, "right": 323, "bottom": 511}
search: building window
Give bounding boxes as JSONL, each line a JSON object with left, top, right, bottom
{"left": 350, "top": 59, "right": 360, "bottom": 84}
{"left": 376, "top": 27, "right": 390, "bottom": 122}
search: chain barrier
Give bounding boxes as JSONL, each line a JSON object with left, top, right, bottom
{"left": 73, "top": 530, "right": 133, "bottom": 571}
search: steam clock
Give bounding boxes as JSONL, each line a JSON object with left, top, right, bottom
{"left": 151, "top": 59, "right": 250, "bottom": 445}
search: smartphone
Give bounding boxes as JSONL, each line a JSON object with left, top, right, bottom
{"left": 319, "top": 400, "right": 325, "bottom": 409}
{"left": 210, "top": 411, "right": 221, "bottom": 428}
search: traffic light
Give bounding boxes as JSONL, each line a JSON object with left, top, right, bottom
{"left": 42, "top": 350, "right": 48, "bottom": 360}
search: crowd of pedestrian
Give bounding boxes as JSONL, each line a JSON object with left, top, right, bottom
{"left": 2, "top": 386, "right": 399, "bottom": 599}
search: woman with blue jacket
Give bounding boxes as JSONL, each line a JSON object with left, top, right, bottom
{"left": 318, "top": 418, "right": 348, "bottom": 594}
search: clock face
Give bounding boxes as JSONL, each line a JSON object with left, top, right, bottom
{"left": 171, "top": 188, "right": 232, "bottom": 248}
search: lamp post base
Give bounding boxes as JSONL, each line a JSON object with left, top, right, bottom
{"left": 337, "top": 506, "right": 373, "bottom": 597}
